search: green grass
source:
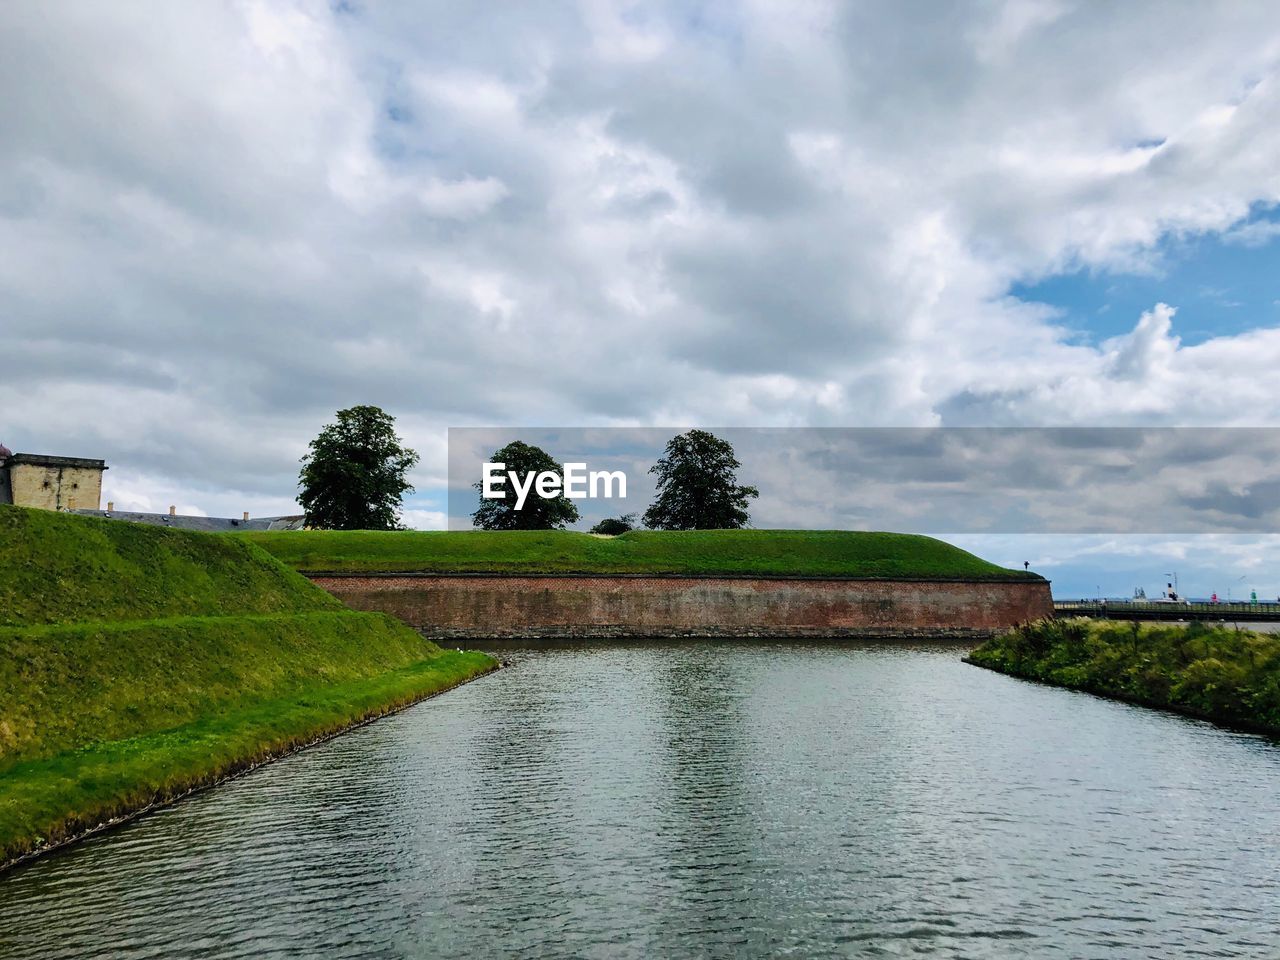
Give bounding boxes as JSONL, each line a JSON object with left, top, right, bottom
{"left": 242, "top": 528, "right": 1039, "bottom": 580}
{"left": 967, "top": 618, "right": 1280, "bottom": 734}
{"left": 0, "top": 611, "right": 463, "bottom": 762}
{"left": 0, "top": 505, "right": 498, "bottom": 866}
{"left": 0, "top": 649, "right": 494, "bottom": 865}
{"left": 0, "top": 505, "right": 339, "bottom": 626}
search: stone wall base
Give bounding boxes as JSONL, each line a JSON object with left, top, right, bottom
{"left": 311, "top": 574, "right": 1053, "bottom": 640}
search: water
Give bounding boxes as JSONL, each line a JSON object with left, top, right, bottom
{"left": 3, "top": 641, "right": 1280, "bottom": 959}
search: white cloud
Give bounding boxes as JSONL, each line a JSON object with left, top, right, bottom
{"left": 400, "top": 508, "right": 448, "bottom": 531}
{"left": 417, "top": 176, "right": 509, "bottom": 219}
{"left": 1105, "top": 303, "right": 1180, "bottom": 382}
{"left": 2, "top": 0, "right": 1280, "bottom": 517}
{"left": 1224, "top": 218, "right": 1280, "bottom": 247}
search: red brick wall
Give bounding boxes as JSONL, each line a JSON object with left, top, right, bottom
{"left": 311, "top": 575, "right": 1053, "bottom": 640}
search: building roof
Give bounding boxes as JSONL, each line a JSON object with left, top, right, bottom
{"left": 72, "top": 509, "right": 304, "bottom": 532}
{"left": 7, "top": 453, "right": 107, "bottom": 470}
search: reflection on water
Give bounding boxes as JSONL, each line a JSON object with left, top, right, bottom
{"left": 2, "top": 641, "right": 1280, "bottom": 959}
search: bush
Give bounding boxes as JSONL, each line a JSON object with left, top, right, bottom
{"left": 1173, "top": 657, "right": 1249, "bottom": 716}
{"left": 967, "top": 618, "right": 1280, "bottom": 733}
{"left": 589, "top": 514, "right": 636, "bottom": 536}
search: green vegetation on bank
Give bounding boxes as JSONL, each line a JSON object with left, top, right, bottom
{"left": 242, "top": 528, "right": 1040, "bottom": 580}
{"left": 0, "top": 611, "right": 475, "bottom": 761}
{"left": 967, "top": 618, "right": 1280, "bottom": 735}
{"left": 0, "top": 506, "right": 497, "bottom": 866}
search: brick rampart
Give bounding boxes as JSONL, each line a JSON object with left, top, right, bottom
{"left": 310, "top": 574, "right": 1053, "bottom": 640}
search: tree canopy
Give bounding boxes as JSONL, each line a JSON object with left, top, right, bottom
{"left": 472, "top": 440, "right": 581, "bottom": 530}
{"left": 298, "top": 405, "right": 419, "bottom": 530}
{"left": 642, "top": 429, "right": 758, "bottom": 530}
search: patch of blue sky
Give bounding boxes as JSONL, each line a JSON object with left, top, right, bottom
{"left": 1012, "top": 205, "right": 1280, "bottom": 347}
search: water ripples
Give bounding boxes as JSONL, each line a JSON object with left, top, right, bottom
{"left": 2, "top": 641, "right": 1279, "bottom": 958}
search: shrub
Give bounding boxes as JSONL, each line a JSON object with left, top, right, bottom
{"left": 968, "top": 619, "right": 1280, "bottom": 733}
{"left": 589, "top": 514, "right": 637, "bottom": 536}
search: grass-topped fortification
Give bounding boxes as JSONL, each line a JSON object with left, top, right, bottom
{"left": 243, "top": 528, "right": 1040, "bottom": 580}
{"left": 0, "top": 506, "right": 496, "bottom": 868}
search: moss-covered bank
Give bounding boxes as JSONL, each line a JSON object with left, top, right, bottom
{"left": 0, "top": 506, "right": 497, "bottom": 868}
{"left": 967, "top": 618, "right": 1280, "bottom": 735}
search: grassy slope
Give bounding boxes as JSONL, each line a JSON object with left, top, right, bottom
{"left": 242, "top": 528, "right": 1038, "bottom": 580}
{"left": 967, "top": 618, "right": 1280, "bottom": 734}
{"left": 0, "top": 505, "right": 339, "bottom": 626}
{"left": 0, "top": 505, "right": 497, "bottom": 865}
{"left": 1, "top": 643, "right": 492, "bottom": 864}
{"left": 0, "top": 611, "right": 454, "bottom": 761}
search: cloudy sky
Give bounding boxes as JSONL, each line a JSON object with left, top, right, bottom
{"left": 3, "top": 1, "right": 1280, "bottom": 596}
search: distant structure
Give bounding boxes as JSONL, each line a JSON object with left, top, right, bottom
{"left": 71, "top": 507, "right": 305, "bottom": 532}
{"left": 1, "top": 444, "right": 303, "bottom": 531}
{"left": 0, "top": 448, "right": 107, "bottom": 512}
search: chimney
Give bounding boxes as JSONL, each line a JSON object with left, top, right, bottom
{"left": 243, "top": 511, "right": 250, "bottom": 521}
{"left": 169, "top": 505, "right": 176, "bottom": 516}
{"left": 107, "top": 501, "right": 114, "bottom": 512}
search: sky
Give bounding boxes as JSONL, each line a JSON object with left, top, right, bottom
{"left": 448, "top": 427, "right": 1280, "bottom": 535}
{"left": 3, "top": 1, "right": 1280, "bottom": 599}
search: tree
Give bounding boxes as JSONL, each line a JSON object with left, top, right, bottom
{"left": 589, "top": 513, "right": 636, "bottom": 536}
{"left": 642, "top": 429, "right": 758, "bottom": 530}
{"left": 298, "top": 405, "right": 419, "bottom": 530}
{"left": 472, "top": 440, "right": 580, "bottom": 530}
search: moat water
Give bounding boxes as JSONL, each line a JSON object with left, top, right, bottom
{"left": 2, "top": 641, "right": 1279, "bottom": 959}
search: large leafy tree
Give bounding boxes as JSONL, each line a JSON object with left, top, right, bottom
{"left": 298, "top": 405, "right": 419, "bottom": 530}
{"left": 642, "top": 429, "right": 759, "bottom": 530}
{"left": 472, "top": 440, "right": 580, "bottom": 530}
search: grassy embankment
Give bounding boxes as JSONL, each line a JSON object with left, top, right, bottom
{"left": 243, "top": 528, "right": 1041, "bottom": 580}
{"left": 967, "top": 618, "right": 1280, "bottom": 735}
{"left": 0, "top": 506, "right": 496, "bottom": 867}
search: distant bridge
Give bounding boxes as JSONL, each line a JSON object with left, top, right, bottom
{"left": 1054, "top": 600, "right": 1280, "bottom": 623}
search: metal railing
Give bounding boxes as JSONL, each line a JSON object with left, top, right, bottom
{"left": 1054, "top": 600, "right": 1280, "bottom": 621}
